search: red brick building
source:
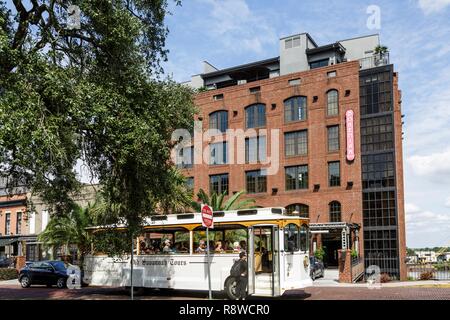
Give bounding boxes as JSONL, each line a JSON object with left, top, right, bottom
{"left": 177, "top": 33, "right": 406, "bottom": 280}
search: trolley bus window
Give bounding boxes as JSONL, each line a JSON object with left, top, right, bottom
{"left": 193, "top": 225, "right": 247, "bottom": 254}
{"left": 284, "top": 224, "right": 300, "bottom": 252}
{"left": 253, "top": 227, "right": 273, "bottom": 273}
{"left": 140, "top": 228, "right": 189, "bottom": 254}
{"left": 299, "top": 224, "right": 309, "bottom": 252}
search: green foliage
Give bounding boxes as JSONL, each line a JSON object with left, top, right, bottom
{"left": 0, "top": 268, "right": 17, "bottom": 280}
{"left": 351, "top": 249, "right": 358, "bottom": 258}
{"left": 190, "top": 189, "right": 256, "bottom": 211}
{"left": 374, "top": 45, "right": 389, "bottom": 54}
{"left": 0, "top": 0, "right": 197, "bottom": 256}
{"left": 38, "top": 202, "right": 94, "bottom": 266}
{"left": 314, "top": 247, "right": 325, "bottom": 261}
{"left": 91, "top": 229, "right": 135, "bottom": 257}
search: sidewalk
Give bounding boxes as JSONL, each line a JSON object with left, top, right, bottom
{"left": 0, "top": 279, "right": 19, "bottom": 286}
{"left": 312, "top": 278, "right": 450, "bottom": 288}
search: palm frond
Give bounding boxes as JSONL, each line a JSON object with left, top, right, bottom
{"left": 223, "top": 190, "right": 246, "bottom": 210}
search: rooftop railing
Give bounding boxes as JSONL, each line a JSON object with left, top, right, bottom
{"left": 359, "top": 52, "right": 390, "bottom": 70}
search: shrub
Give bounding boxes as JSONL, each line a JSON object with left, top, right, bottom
{"left": 0, "top": 268, "right": 18, "bottom": 281}
{"left": 380, "top": 273, "right": 391, "bottom": 283}
{"left": 351, "top": 249, "right": 358, "bottom": 259}
{"left": 419, "top": 271, "right": 434, "bottom": 280}
{"left": 314, "top": 247, "right": 325, "bottom": 261}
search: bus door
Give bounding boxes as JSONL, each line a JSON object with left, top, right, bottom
{"left": 248, "top": 225, "right": 281, "bottom": 296}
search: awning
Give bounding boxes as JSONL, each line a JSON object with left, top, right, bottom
{"left": 0, "top": 238, "right": 18, "bottom": 247}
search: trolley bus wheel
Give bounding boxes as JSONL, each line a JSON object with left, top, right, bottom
{"left": 224, "top": 277, "right": 239, "bottom": 300}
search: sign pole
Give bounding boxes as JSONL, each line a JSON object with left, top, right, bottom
{"left": 201, "top": 204, "right": 213, "bottom": 300}
{"left": 206, "top": 227, "right": 212, "bottom": 300}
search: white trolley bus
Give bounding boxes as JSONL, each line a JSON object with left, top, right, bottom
{"left": 83, "top": 207, "right": 312, "bottom": 298}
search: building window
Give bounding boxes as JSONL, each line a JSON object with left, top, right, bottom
{"left": 329, "top": 201, "right": 342, "bottom": 222}
{"left": 285, "top": 130, "right": 308, "bottom": 157}
{"left": 285, "top": 165, "right": 308, "bottom": 190}
{"left": 209, "top": 174, "right": 229, "bottom": 195}
{"left": 310, "top": 59, "right": 329, "bottom": 69}
{"left": 209, "top": 110, "right": 228, "bottom": 132}
{"left": 176, "top": 146, "right": 194, "bottom": 169}
{"left": 245, "top": 104, "right": 266, "bottom": 129}
{"left": 245, "top": 136, "right": 266, "bottom": 163}
{"left": 285, "top": 204, "right": 309, "bottom": 218}
{"left": 328, "top": 161, "right": 341, "bottom": 187}
{"left": 327, "top": 89, "right": 339, "bottom": 116}
{"left": 16, "top": 212, "right": 22, "bottom": 235}
{"left": 5, "top": 212, "right": 10, "bottom": 235}
{"left": 327, "top": 125, "right": 339, "bottom": 152}
{"left": 362, "top": 153, "right": 395, "bottom": 189}
{"left": 185, "top": 177, "right": 194, "bottom": 191}
{"left": 289, "top": 78, "right": 301, "bottom": 86}
{"left": 361, "top": 115, "right": 394, "bottom": 153}
{"left": 246, "top": 170, "right": 267, "bottom": 194}
{"left": 213, "top": 94, "right": 224, "bottom": 101}
{"left": 284, "top": 96, "right": 307, "bottom": 122}
{"left": 209, "top": 142, "right": 228, "bottom": 165}
{"left": 327, "top": 71, "right": 337, "bottom": 78}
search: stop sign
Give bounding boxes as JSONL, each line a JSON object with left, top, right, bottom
{"left": 201, "top": 204, "right": 214, "bottom": 229}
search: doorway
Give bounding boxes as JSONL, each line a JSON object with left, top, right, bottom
{"left": 248, "top": 225, "right": 280, "bottom": 296}
{"left": 322, "top": 234, "right": 341, "bottom": 268}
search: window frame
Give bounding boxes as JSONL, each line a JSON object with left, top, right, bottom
{"left": 285, "top": 165, "right": 309, "bottom": 191}
{"left": 209, "top": 173, "right": 229, "bottom": 195}
{"left": 245, "top": 170, "right": 267, "bottom": 194}
{"left": 209, "top": 110, "right": 228, "bottom": 133}
{"left": 327, "top": 125, "right": 340, "bottom": 152}
{"left": 326, "top": 89, "right": 339, "bottom": 116}
{"left": 284, "top": 130, "right": 308, "bottom": 157}
{"left": 245, "top": 104, "right": 266, "bottom": 129}
{"left": 329, "top": 201, "right": 342, "bottom": 222}
{"left": 284, "top": 96, "right": 307, "bottom": 123}
{"left": 328, "top": 161, "right": 341, "bottom": 187}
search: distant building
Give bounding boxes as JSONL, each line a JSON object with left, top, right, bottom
{"left": 416, "top": 251, "right": 438, "bottom": 263}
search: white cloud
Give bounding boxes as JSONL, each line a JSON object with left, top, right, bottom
{"left": 195, "top": 0, "right": 278, "bottom": 55}
{"left": 407, "top": 148, "right": 450, "bottom": 178}
{"left": 446, "top": 196, "right": 450, "bottom": 207}
{"left": 406, "top": 203, "right": 450, "bottom": 240}
{"left": 418, "top": 0, "right": 450, "bottom": 14}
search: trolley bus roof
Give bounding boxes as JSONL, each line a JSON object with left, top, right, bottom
{"left": 85, "top": 207, "right": 309, "bottom": 231}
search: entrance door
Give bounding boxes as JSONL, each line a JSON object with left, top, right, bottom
{"left": 322, "top": 237, "right": 340, "bottom": 267}
{"left": 248, "top": 225, "right": 280, "bottom": 296}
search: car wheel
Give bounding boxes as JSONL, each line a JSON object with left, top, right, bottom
{"left": 20, "top": 276, "right": 31, "bottom": 288}
{"left": 224, "top": 277, "right": 239, "bottom": 300}
{"left": 56, "top": 277, "right": 67, "bottom": 289}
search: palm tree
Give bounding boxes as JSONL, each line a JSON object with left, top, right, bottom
{"left": 38, "top": 202, "right": 93, "bottom": 268}
{"left": 374, "top": 45, "right": 388, "bottom": 54}
{"left": 190, "top": 189, "right": 256, "bottom": 211}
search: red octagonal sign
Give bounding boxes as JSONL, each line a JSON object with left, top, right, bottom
{"left": 201, "top": 204, "right": 214, "bottom": 229}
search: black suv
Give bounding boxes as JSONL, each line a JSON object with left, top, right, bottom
{"left": 18, "top": 261, "right": 68, "bottom": 289}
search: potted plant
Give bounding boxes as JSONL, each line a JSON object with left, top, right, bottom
{"left": 314, "top": 247, "right": 325, "bottom": 261}
{"left": 373, "top": 45, "right": 389, "bottom": 66}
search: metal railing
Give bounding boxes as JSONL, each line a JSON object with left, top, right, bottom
{"left": 407, "top": 262, "right": 450, "bottom": 280}
{"left": 359, "top": 53, "right": 390, "bottom": 70}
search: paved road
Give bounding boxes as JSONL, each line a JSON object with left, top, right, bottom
{"left": 1, "top": 282, "right": 450, "bottom": 300}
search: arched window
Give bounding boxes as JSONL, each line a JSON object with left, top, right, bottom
{"left": 286, "top": 204, "right": 309, "bottom": 218}
{"left": 329, "top": 201, "right": 341, "bottom": 222}
{"left": 327, "top": 90, "right": 339, "bottom": 116}
{"left": 284, "top": 96, "right": 307, "bottom": 122}
{"left": 209, "top": 110, "right": 228, "bottom": 132}
{"left": 245, "top": 104, "right": 266, "bottom": 128}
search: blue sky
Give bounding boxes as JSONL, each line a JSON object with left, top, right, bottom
{"left": 163, "top": 0, "right": 450, "bottom": 248}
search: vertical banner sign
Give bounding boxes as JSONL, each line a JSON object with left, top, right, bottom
{"left": 346, "top": 110, "right": 355, "bottom": 161}
{"left": 201, "top": 204, "right": 213, "bottom": 300}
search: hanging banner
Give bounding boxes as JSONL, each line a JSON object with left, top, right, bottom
{"left": 346, "top": 109, "right": 355, "bottom": 161}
